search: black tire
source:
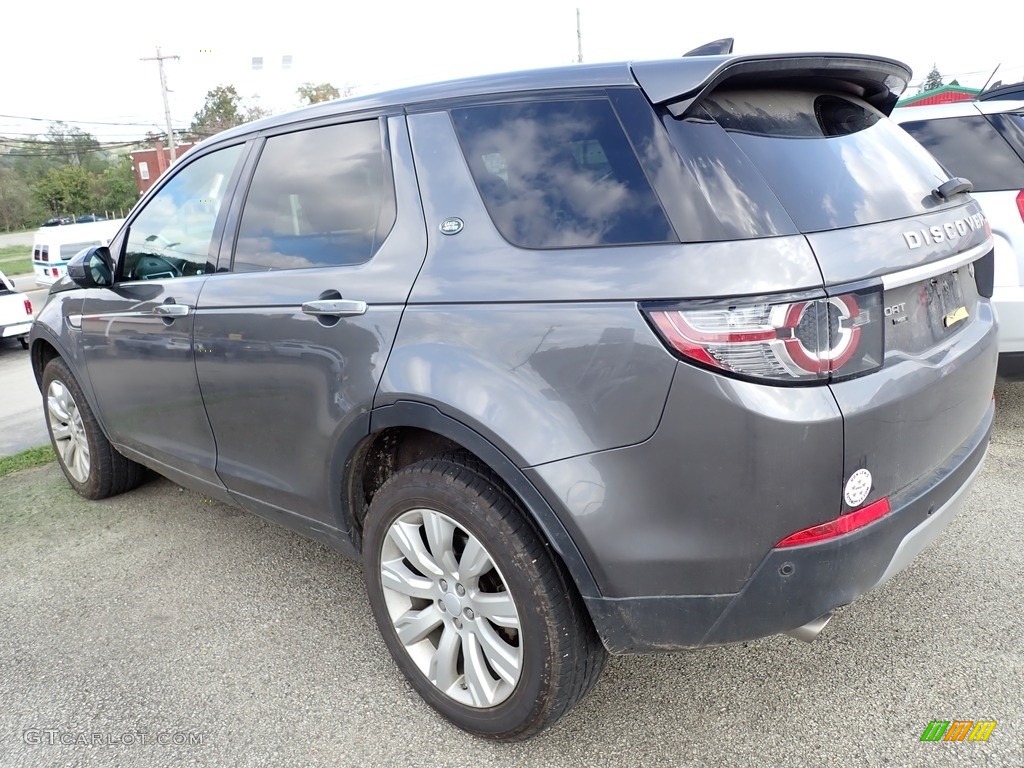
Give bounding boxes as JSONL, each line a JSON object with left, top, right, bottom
{"left": 363, "top": 452, "right": 607, "bottom": 740}
{"left": 42, "top": 357, "right": 147, "bottom": 500}
{"left": 19, "top": 336, "right": 29, "bottom": 350}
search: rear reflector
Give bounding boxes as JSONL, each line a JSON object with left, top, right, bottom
{"left": 776, "top": 498, "right": 892, "bottom": 547}
{"left": 24, "top": 299, "right": 32, "bottom": 315}
{"left": 1016, "top": 190, "right": 1024, "bottom": 223}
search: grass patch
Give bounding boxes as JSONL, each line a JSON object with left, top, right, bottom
{"left": 0, "top": 445, "right": 55, "bottom": 477}
{"left": 0, "top": 245, "right": 28, "bottom": 258}
{"left": 0, "top": 256, "right": 32, "bottom": 276}
{"left": 0, "top": 246, "right": 32, "bottom": 276}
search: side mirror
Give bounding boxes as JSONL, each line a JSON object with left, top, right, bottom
{"left": 68, "top": 246, "right": 114, "bottom": 289}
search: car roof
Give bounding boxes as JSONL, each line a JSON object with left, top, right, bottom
{"left": 197, "top": 52, "right": 910, "bottom": 150}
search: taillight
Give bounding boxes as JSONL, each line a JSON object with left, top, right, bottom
{"left": 643, "top": 285, "right": 883, "bottom": 383}
{"left": 24, "top": 299, "right": 32, "bottom": 315}
{"left": 1016, "top": 190, "right": 1024, "bottom": 222}
{"left": 776, "top": 497, "right": 892, "bottom": 547}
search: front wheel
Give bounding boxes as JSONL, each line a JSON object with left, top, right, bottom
{"left": 363, "top": 453, "right": 607, "bottom": 740}
{"left": 42, "top": 357, "right": 146, "bottom": 499}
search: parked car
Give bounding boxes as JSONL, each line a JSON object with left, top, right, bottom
{"left": 73, "top": 214, "right": 107, "bottom": 223}
{"left": 892, "top": 97, "right": 1024, "bottom": 369}
{"left": 978, "top": 81, "right": 1024, "bottom": 102}
{"left": 40, "top": 216, "right": 72, "bottom": 227}
{"left": 0, "top": 269, "right": 32, "bottom": 349}
{"left": 30, "top": 51, "right": 998, "bottom": 740}
{"left": 31, "top": 219, "right": 125, "bottom": 286}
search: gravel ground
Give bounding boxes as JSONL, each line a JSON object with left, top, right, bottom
{"left": 0, "top": 379, "right": 1021, "bottom": 768}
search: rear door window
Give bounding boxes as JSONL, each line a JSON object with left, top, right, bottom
{"left": 233, "top": 119, "right": 396, "bottom": 272}
{"left": 899, "top": 115, "right": 1024, "bottom": 192}
{"left": 677, "top": 89, "right": 952, "bottom": 232}
{"left": 451, "top": 99, "right": 675, "bottom": 248}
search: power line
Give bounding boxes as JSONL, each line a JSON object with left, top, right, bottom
{"left": 0, "top": 112, "right": 169, "bottom": 128}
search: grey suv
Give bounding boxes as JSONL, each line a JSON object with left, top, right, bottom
{"left": 30, "top": 52, "right": 998, "bottom": 740}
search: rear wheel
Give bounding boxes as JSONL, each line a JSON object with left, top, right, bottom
{"left": 42, "top": 357, "right": 146, "bottom": 499}
{"left": 363, "top": 453, "right": 607, "bottom": 740}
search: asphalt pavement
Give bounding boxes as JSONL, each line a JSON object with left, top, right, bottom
{"left": 0, "top": 379, "right": 1021, "bottom": 767}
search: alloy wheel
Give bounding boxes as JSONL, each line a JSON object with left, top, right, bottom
{"left": 379, "top": 507, "right": 523, "bottom": 708}
{"left": 46, "top": 380, "right": 91, "bottom": 483}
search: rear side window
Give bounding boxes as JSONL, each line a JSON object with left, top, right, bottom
{"left": 900, "top": 115, "right": 1024, "bottom": 192}
{"left": 60, "top": 241, "right": 101, "bottom": 260}
{"left": 686, "top": 89, "right": 951, "bottom": 232}
{"left": 451, "top": 99, "right": 675, "bottom": 248}
{"left": 234, "top": 120, "right": 396, "bottom": 272}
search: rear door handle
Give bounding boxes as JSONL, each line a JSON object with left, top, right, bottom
{"left": 301, "top": 299, "right": 367, "bottom": 317}
{"left": 152, "top": 304, "right": 191, "bottom": 317}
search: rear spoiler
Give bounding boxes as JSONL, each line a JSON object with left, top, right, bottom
{"left": 631, "top": 54, "right": 911, "bottom": 117}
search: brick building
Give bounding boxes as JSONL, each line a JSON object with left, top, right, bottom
{"left": 129, "top": 141, "right": 198, "bottom": 195}
{"left": 897, "top": 84, "right": 981, "bottom": 108}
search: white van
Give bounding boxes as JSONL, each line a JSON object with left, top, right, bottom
{"left": 32, "top": 220, "right": 125, "bottom": 286}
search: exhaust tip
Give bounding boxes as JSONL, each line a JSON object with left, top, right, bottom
{"left": 784, "top": 612, "right": 833, "bottom": 643}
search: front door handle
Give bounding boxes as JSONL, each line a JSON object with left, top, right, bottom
{"left": 152, "top": 304, "right": 191, "bottom": 317}
{"left": 301, "top": 299, "right": 367, "bottom": 317}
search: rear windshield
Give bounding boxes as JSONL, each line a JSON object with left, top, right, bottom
{"left": 684, "top": 89, "right": 954, "bottom": 232}
{"left": 899, "top": 114, "right": 1024, "bottom": 192}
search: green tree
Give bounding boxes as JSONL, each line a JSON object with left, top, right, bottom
{"left": 0, "top": 167, "right": 38, "bottom": 231}
{"left": 189, "top": 85, "right": 246, "bottom": 139}
{"left": 35, "top": 123, "right": 106, "bottom": 173}
{"left": 923, "top": 65, "right": 944, "bottom": 91}
{"left": 33, "top": 165, "right": 92, "bottom": 215}
{"left": 189, "top": 85, "right": 271, "bottom": 139}
{"left": 94, "top": 156, "right": 139, "bottom": 214}
{"left": 297, "top": 82, "right": 344, "bottom": 105}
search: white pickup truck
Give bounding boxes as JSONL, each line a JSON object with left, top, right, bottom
{"left": 0, "top": 269, "right": 32, "bottom": 349}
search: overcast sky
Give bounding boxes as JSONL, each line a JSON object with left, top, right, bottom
{"left": 2, "top": 0, "right": 1021, "bottom": 143}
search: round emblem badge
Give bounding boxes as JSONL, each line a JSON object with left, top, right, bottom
{"left": 844, "top": 468, "right": 873, "bottom": 508}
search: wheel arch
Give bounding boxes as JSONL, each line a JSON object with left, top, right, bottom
{"left": 30, "top": 335, "right": 61, "bottom": 388}
{"left": 339, "top": 401, "right": 600, "bottom": 599}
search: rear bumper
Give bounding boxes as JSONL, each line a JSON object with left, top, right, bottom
{"left": 585, "top": 401, "right": 992, "bottom": 653}
{"left": 993, "top": 285, "right": 1024, "bottom": 354}
{"left": 1, "top": 321, "right": 31, "bottom": 338}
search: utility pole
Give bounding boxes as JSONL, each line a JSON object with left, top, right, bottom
{"left": 576, "top": 8, "right": 583, "bottom": 63}
{"left": 141, "top": 47, "right": 180, "bottom": 162}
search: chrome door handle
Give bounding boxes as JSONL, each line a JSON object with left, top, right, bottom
{"left": 301, "top": 299, "right": 367, "bottom": 317}
{"left": 152, "top": 304, "right": 191, "bottom": 317}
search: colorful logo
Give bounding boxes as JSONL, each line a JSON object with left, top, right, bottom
{"left": 920, "top": 720, "right": 996, "bottom": 742}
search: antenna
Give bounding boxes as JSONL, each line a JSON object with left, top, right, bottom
{"left": 979, "top": 63, "right": 1001, "bottom": 93}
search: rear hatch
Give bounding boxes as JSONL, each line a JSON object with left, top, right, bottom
{"left": 635, "top": 56, "right": 997, "bottom": 509}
